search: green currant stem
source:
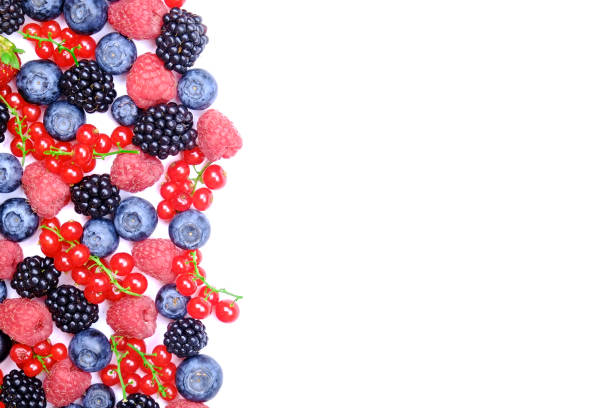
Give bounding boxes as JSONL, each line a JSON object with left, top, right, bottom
{"left": 188, "top": 251, "right": 243, "bottom": 303}
{"left": 110, "top": 336, "right": 128, "bottom": 401}
{"left": 190, "top": 160, "right": 213, "bottom": 195}
{"left": 43, "top": 145, "right": 139, "bottom": 160}
{"left": 19, "top": 32, "right": 81, "bottom": 66}
{"left": 40, "top": 225, "right": 141, "bottom": 297}
{"left": 34, "top": 353, "right": 51, "bottom": 373}
{"left": 0, "top": 94, "right": 31, "bottom": 166}
{"left": 126, "top": 344, "right": 167, "bottom": 397}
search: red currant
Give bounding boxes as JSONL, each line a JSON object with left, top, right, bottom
{"left": 60, "top": 163, "right": 83, "bottom": 184}
{"left": 164, "top": 0, "right": 185, "bottom": 8}
{"left": 182, "top": 147, "right": 205, "bottom": 165}
{"left": 175, "top": 274, "right": 198, "bottom": 296}
{"left": 60, "top": 28, "right": 79, "bottom": 47}
{"left": 73, "top": 144, "right": 93, "bottom": 167}
{"left": 127, "top": 338, "right": 146, "bottom": 354}
{"left": 39, "top": 230, "right": 61, "bottom": 257}
{"left": 6, "top": 93, "right": 23, "bottom": 110}
{"left": 171, "top": 255, "right": 190, "bottom": 275}
{"left": 35, "top": 41, "right": 54, "bottom": 59}
{"left": 53, "top": 47, "right": 76, "bottom": 68}
{"left": 215, "top": 300, "right": 240, "bottom": 323}
{"left": 81, "top": 157, "right": 96, "bottom": 173}
{"left": 140, "top": 374, "right": 157, "bottom": 395}
{"left": 110, "top": 252, "right": 134, "bottom": 276}
{"left": 71, "top": 267, "right": 91, "bottom": 285}
{"left": 171, "top": 193, "right": 193, "bottom": 212}
{"left": 124, "top": 373, "right": 141, "bottom": 394}
{"left": 42, "top": 217, "right": 61, "bottom": 230}
{"left": 76, "top": 124, "right": 99, "bottom": 145}
{"left": 33, "top": 136, "right": 54, "bottom": 160}
{"left": 104, "top": 284, "right": 124, "bottom": 301}
{"left": 10, "top": 136, "right": 32, "bottom": 158}
{"left": 84, "top": 285, "right": 105, "bottom": 304}
{"left": 10, "top": 344, "right": 32, "bottom": 365}
{"left": 203, "top": 164, "right": 227, "bottom": 189}
{"left": 192, "top": 188, "right": 213, "bottom": 211}
{"left": 187, "top": 297, "right": 213, "bottom": 319}
{"left": 151, "top": 345, "right": 171, "bottom": 367}
{"left": 167, "top": 161, "right": 190, "bottom": 180}
{"left": 199, "top": 286, "right": 220, "bottom": 304}
{"left": 157, "top": 200, "right": 175, "bottom": 220}
{"left": 75, "top": 36, "right": 96, "bottom": 59}
{"left": 111, "top": 126, "right": 133, "bottom": 147}
{"left": 60, "top": 221, "right": 83, "bottom": 241}
{"left": 41, "top": 21, "right": 61, "bottom": 38}
{"left": 160, "top": 181, "right": 180, "bottom": 199}
{"left": 69, "top": 244, "right": 90, "bottom": 267}
{"left": 123, "top": 273, "right": 148, "bottom": 295}
{"left": 21, "top": 103, "right": 41, "bottom": 122}
{"left": 120, "top": 355, "right": 139, "bottom": 374}
{"left": 55, "top": 142, "right": 73, "bottom": 161}
{"left": 101, "top": 365, "right": 119, "bottom": 386}
{"left": 22, "top": 23, "right": 40, "bottom": 38}
{"left": 54, "top": 252, "right": 73, "bottom": 272}
{"left": 33, "top": 340, "right": 51, "bottom": 356}
{"left": 50, "top": 343, "right": 67, "bottom": 361}
{"left": 94, "top": 133, "right": 111, "bottom": 153}
{"left": 45, "top": 157, "right": 61, "bottom": 174}
{"left": 158, "top": 363, "right": 176, "bottom": 382}
{"left": 91, "top": 273, "right": 111, "bottom": 292}
{"left": 176, "top": 179, "right": 194, "bottom": 194}
{"left": 29, "top": 122, "right": 48, "bottom": 141}
{"left": 161, "top": 384, "right": 177, "bottom": 401}
{"left": 22, "top": 359, "right": 43, "bottom": 377}
{"left": 0, "top": 84, "right": 11, "bottom": 98}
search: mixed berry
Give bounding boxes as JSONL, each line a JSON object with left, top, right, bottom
{"left": 0, "top": 0, "right": 243, "bottom": 406}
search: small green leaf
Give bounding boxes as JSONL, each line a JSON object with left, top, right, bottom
{"left": 14, "top": 48, "right": 24, "bottom": 54}
{"left": 0, "top": 53, "right": 10, "bottom": 65}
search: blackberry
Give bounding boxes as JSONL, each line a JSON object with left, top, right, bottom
{"left": 0, "top": 102, "right": 8, "bottom": 144}
{"left": 116, "top": 394, "right": 158, "bottom": 408}
{"left": 71, "top": 174, "right": 121, "bottom": 218}
{"left": 132, "top": 103, "right": 197, "bottom": 159}
{"left": 0, "top": 369, "right": 46, "bottom": 408}
{"left": 59, "top": 60, "right": 117, "bottom": 113}
{"left": 163, "top": 317, "right": 208, "bottom": 358}
{"left": 155, "top": 8, "right": 208, "bottom": 74}
{"left": 45, "top": 285, "right": 99, "bottom": 334}
{"left": 11, "top": 256, "right": 60, "bottom": 298}
{"left": 0, "top": 0, "right": 24, "bottom": 35}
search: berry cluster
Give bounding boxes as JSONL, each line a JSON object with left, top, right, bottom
{"left": 9, "top": 339, "right": 68, "bottom": 377}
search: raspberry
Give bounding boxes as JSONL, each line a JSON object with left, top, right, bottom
{"left": 110, "top": 145, "right": 164, "bottom": 192}
{"left": 43, "top": 359, "right": 91, "bottom": 407}
{"left": 0, "top": 298, "right": 53, "bottom": 346}
{"left": 167, "top": 400, "right": 209, "bottom": 408}
{"left": 0, "top": 240, "right": 23, "bottom": 280}
{"left": 21, "top": 161, "right": 70, "bottom": 219}
{"left": 132, "top": 239, "right": 182, "bottom": 283}
{"left": 107, "top": 296, "right": 157, "bottom": 339}
{"left": 108, "top": 0, "right": 168, "bottom": 40}
{"left": 197, "top": 109, "right": 243, "bottom": 162}
{"left": 127, "top": 53, "right": 177, "bottom": 109}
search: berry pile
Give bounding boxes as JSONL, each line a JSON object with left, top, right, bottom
{"left": 0, "top": 0, "right": 243, "bottom": 405}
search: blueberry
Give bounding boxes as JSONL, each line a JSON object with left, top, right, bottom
{"left": 96, "top": 33, "right": 137, "bottom": 75}
{"left": 83, "top": 383, "right": 115, "bottom": 408}
{"left": 0, "top": 198, "right": 39, "bottom": 242}
{"left": 22, "top": 0, "right": 64, "bottom": 21}
{"left": 169, "top": 210, "right": 211, "bottom": 250}
{"left": 176, "top": 354, "right": 223, "bottom": 402}
{"left": 16, "top": 60, "right": 61, "bottom": 105}
{"left": 0, "top": 154, "right": 22, "bottom": 193}
{"left": 0, "top": 330, "right": 12, "bottom": 363}
{"left": 113, "top": 197, "right": 158, "bottom": 242}
{"left": 111, "top": 95, "right": 139, "bottom": 126}
{"left": 156, "top": 284, "right": 190, "bottom": 319}
{"left": 44, "top": 100, "right": 85, "bottom": 142}
{"left": 63, "top": 0, "right": 108, "bottom": 35}
{"left": 178, "top": 69, "right": 218, "bottom": 110}
{"left": 68, "top": 328, "right": 112, "bottom": 372}
{"left": 0, "top": 281, "right": 6, "bottom": 303}
{"left": 82, "top": 218, "right": 119, "bottom": 257}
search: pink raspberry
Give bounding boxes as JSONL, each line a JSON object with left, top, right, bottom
{"left": 127, "top": 53, "right": 177, "bottom": 109}
{"left": 108, "top": 0, "right": 167, "bottom": 40}
{"left": 0, "top": 298, "right": 53, "bottom": 346}
{"left": 110, "top": 145, "right": 164, "bottom": 192}
{"left": 167, "top": 400, "right": 209, "bottom": 408}
{"left": 132, "top": 239, "right": 182, "bottom": 283}
{"left": 197, "top": 109, "right": 243, "bottom": 162}
{"left": 43, "top": 359, "right": 91, "bottom": 407}
{"left": 21, "top": 161, "right": 70, "bottom": 219}
{"left": 107, "top": 296, "right": 157, "bottom": 339}
{"left": 0, "top": 240, "right": 22, "bottom": 279}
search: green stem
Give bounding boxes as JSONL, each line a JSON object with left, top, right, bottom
{"left": 127, "top": 344, "right": 167, "bottom": 397}
{"left": 110, "top": 336, "right": 128, "bottom": 401}
{"left": 190, "top": 161, "right": 213, "bottom": 195}
{"left": 20, "top": 32, "right": 81, "bottom": 66}
{"left": 34, "top": 354, "right": 51, "bottom": 373}
{"left": 188, "top": 251, "right": 243, "bottom": 303}
{"left": 0, "top": 94, "right": 31, "bottom": 166}
{"left": 43, "top": 145, "right": 139, "bottom": 160}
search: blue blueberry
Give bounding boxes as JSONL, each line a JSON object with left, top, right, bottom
{"left": 0, "top": 154, "right": 22, "bottom": 193}
{"left": 156, "top": 284, "right": 190, "bottom": 319}
{"left": 176, "top": 354, "right": 223, "bottom": 402}
{"left": 82, "top": 218, "right": 119, "bottom": 257}
{"left": 0, "top": 198, "right": 39, "bottom": 242}
{"left": 0, "top": 330, "right": 12, "bottom": 363}
{"left": 178, "top": 69, "right": 218, "bottom": 110}
{"left": 83, "top": 383, "right": 115, "bottom": 408}
{"left": 69, "top": 328, "right": 112, "bottom": 372}
{"left": 63, "top": 0, "right": 108, "bottom": 35}
{"left": 16, "top": 60, "right": 61, "bottom": 105}
{"left": 113, "top": 197, "right": 158, "bottom": 242}
{"left": 111, "top": 96, "right": 139, "bottom": 126}
{"left": 44, "top": 100, "right": 85, "bottom": 142}
{"left": 22, "top": 0, "right": 64, "bottom": 21}
{"left": 169, "top": 210, "right": 211, "bottom": 250}
{"left": 0, "top": 281, "right": 6, "bottom": 303}
{"left": 96, "top": 33, "right": 137, "bottom": 75}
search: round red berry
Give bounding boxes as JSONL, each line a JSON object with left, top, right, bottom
{"left": 111, "top": 126, "right": 133, "bottom": 147}
{"left": 203, "top": 164, "right": 226, "bottom": 189}
{"left": 22, "top": 359, "right": 43, "bottom": 377}
{"left": 158, "top": 362, "right": 176, "bottom": 382}
{"left": 187, "top": 297, "right": 213, "bottom": 319}
{"left": 164, "top": 0, "right": 185, "bottom": 8}
{"left": 171, "top": 255, "right": 190, "bottom": 276}
{"left": 42, "top": 218, "right": 61, "bottom": 230}
{"left": 60, "top": 163, "right": 84, "bottom": 184}
{"left": 35, "top": 41, "right": 54, "bottom": 59}
{"left": 140, "top": 374, "right": 157, "bottom": 395}
{"left": 6, "top": 93, "right": 23, "bottom": 110}
{"left": 119, "top": 355, "right": 138, "bottom": 375}
{"left": 175, "top": 274, "right": 198, "bottom": 296}
{"left": 123, "top": 273, "right": 148, "bottom": 295}
{"left": 161, "top": 384, "right": 178, "bottom": 401}
{"left": 216, "top": 300, "right": 240, "bottom": 323}
{"left": 73, "top": 144, "right": 93, "bottom": 167}
{"left": 84, "top": 285, "right": 105, "bottom": 304}
{"left": 76, "top": 124, "right": 99, "bottom": 145}
{"left": 171, "top": 193, "right": 193, "bottom": 212}
{"left": 10, "top": 344, "right": 32, "bottom": 366}
{"left": 110, "top": 252, "right": 134, "bottom": 276}
{"left": 53, "top": 47, "right": 76, "bottom": 68}
{"left": 160, "top": 181, "right": 180, "bottom": 199}
{"left": 199, "top": 286, "right": 220, "bottom": 304}
{"left": 124, "top": 373, "right": 141, "bottom": 394}
{"left": 104, "top": 284, "right": 124, "bottom": 301}
{"left": 157, "top": 200, "right": 175, "bottom": 220}
{"left": 69, "top": 244, "right": 90, "bottom": 267}
{"left": 39, "top": 230, "right": 61, "bottom": 257}
{"left": 167, "top": 161, "right": 190, "bottom": 181}
{"left": 50, "top": 343, "right": 67, "bottom": 361}
{"left": 33, "top": 340, "right": 51, "bottom": 356}
{"left": 22, "top": 23, "right": 40, "bottom": 38}
{"left": 10, "top": 136, "right": 32, "bottom": 158}
{"left": 60, "top": 221, "right": 83, "bottom": 241}
{"left": 21, "top": 104, "right": 41, "bottom": 122}
{"left": 54, "top": 252, "right": 73, "bottom": 272}
{"left": 101, "top": 365, "right": 119, "bottom": 387}
{"left": 94, "top": 133, "right": 111, "bottom": 153}
{"left": 81, "top": 157, "right": 97, "bottom": 173}
{"left": 182, "top": 147, "right": 205, "bottom": 165}
{"left": 91, "top": 273, "right": 111, "bottom": 292}
{"left": 75, "top": 36, "right": 96, "bottom": 59}
{"left": 71, "top": 267, "right": 91, "bottom": 285}
{"left": 60, "top": 28, "right": 79, "bottom": 47}
{"left": 41, "top": 21, "right": 61, "bottom": 38}
{"left": 151, "top": 345, "right": 171, "bottom": 367}
{"left": 192, "top": 188, "right": 213, "bottom": 211}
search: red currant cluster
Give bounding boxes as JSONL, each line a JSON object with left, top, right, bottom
{"left": 22, "top": 21, "right": 96, "bottom": 68}
{"left": 172, "top": 250, "right": 241, "bottom": 323}
{"left": 164, "top": 0, "right": 186, "bottom": 7}
{"left": 9, "top": 340, "right": 68, "bottom": 377}
{"left": 103, "top": 336, "right": 177, "bottom": 401}
{"left": 157, "top": 156, "right": 227, "bottom": 220}
{"left": 39, "top": 218, "right": 147, "bottom": 304}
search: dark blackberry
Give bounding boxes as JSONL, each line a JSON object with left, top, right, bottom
{"left": 0, "top": 0, "right": 24, "bottom": 35}
{"left": 163, "top": 317, "right": 208, "bottom": 358}
{"left": 11, "top": 256, "right": 60, "bottom": 298}
{"left": 59, "top": 60, "right": 117, "bottom": 113}
{"left": 71, "top": 174, "right": 121, "bottom": 218}
{"left": 0, "top": 102, "right": 8, "bottom": 144}
{"left": 155, "top": 7, "right": 208, "bottom": 74}
{"left": 0, "top": 369, "right": 46, "bottom": 408}
{"left": 45, "top": 285, "right": 99, "bottom": 334}
{"left": 132, "top": 102, "right": 197, "bottom": 159}
{"left": 116, "top": 394, "right": 158, "bottom": 408}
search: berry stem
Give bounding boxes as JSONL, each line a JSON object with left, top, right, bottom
{"left": 33, "top": 354, "right": 51, "bottom": 373}
{"left": 110, "top": 336, "right": 128, "bottom": 401}
{"left": 0, "top": 94, "right": 32, "bottom": 166}
{"left": 190, "top": 161, "right": 212, "bottom": 195}
{"left": 126, "top": 343, "right": 168, "bottom": 398}
{"left": 19, "top": 32, "right": 81, "bottom": 66}
{"left": 187, "top": 251, "right": 243, "bottom": 303}
{"left": 43, "top": 145, "right": 139, "bottom": 160}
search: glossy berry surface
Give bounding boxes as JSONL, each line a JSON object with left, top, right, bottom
{"left": 113, "top": 196, "right": 158, "bottom": 241}
{"left": 0, "top": 198, "right": 39, "bottom": 242}
{"left": 68, "top": 328, "right": 112, "bottom": 372}
{"left": 96, "top": 32, "right": 137, "bottom": 75}
{"left": 175, "top": 354, "right": 223, "bottom": 402}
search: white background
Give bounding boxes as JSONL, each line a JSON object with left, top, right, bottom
{"left": 4, "top": 0, "right": 612, "bottom": 407}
